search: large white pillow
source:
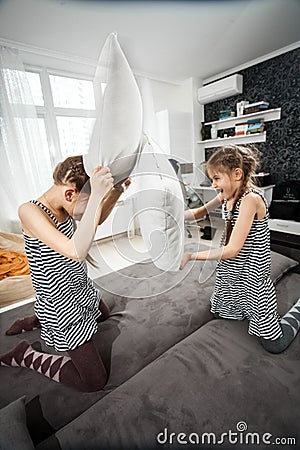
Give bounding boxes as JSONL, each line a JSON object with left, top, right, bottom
{"left": 83, "top": 33, "right": 143, "bottom": 184}
{"left": 83, "top": 34, "right": 184, "bottom": 272}
{"left": 134, "top": 135, "right": 185, "bottom": 272}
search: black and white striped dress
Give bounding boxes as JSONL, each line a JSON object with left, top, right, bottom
{"left": 23, "top": 200, "right": 101, "bottom": 352}
{"left": 210, "top": 189, "right": 282, "bottom": 340}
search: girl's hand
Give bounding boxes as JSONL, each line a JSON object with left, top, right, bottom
{"left": 180, "top": 252, "right": 192, "bottom": 270}
{"left": 90, "top": 166, "right": 114, "bottom": 199}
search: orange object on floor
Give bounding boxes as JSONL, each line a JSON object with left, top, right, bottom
{"left": 0, "top": 250, "right": 31, "bottom": 280}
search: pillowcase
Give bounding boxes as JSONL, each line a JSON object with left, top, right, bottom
{"left": 270, "top": 250, "right": 298, "bottom": 285}
{"left": 134, "top": 135, "right": 185, "bottom": 272}
{"left": 83, "top": 32, "right": 143, "bottom": 185}
{"left": 0, "top": 397, "right": 34, "bottom": 450}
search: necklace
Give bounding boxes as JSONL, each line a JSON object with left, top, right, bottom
{"left": 225, "top": 198, "right": 236, "bottom": 225}
{"left": 226, "top": 198, "right": 235, "bottom": 212}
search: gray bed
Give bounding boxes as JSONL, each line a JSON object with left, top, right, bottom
{"left": 0, "top": 247, "right": 299, "bottom": 450}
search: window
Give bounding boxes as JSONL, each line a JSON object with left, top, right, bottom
{"left": 57, "top": 117, "right": 95, "bottom": 156}
{"left": 24, "top": 68, "right": 97, "bottom": 168}
{"left": 49, "top": 74, "right": 95, "bottom": 109}
{"left": 26, "top": 72, "right": 44, "bottom": 106}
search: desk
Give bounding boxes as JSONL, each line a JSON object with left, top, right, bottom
{"left": 269, "top": 219, "right": 300, "bottom": 264}
{"left": 192, "top": 185, "right": 275, "bottom": 206}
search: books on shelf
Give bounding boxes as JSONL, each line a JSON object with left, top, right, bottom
{"left": 235, "top": 122, "right": 248, "bottom": 136}
{"left": 235, "top": 118, "right": 265, "bottom": 136}
{"left": 219, "top": 109, "right": 235, "bottom": 120}
{"left": 247, "top": 122, "right": 265, "bottom": 134}
{"left": 243, "top": 101, "right": 269, "bottom": 115}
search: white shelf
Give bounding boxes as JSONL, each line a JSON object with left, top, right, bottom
{"left": 204, "top": 108, "right": 281, "bottom": 131}
{"left": 269, "top": 219, "right": 300, "bottom": 236}
{"left": 197, "top": 132, "right": 266, "bottom": 148}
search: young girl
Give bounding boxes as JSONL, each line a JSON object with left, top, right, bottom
{"left": 1, "top": 155, "right": 126, "bottom": 392}
{"left": 180, "top": 145, "right": 300, "bottom": 353}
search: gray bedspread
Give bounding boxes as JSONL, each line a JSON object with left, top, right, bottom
{"left": 0, "top": 248, "right": 299, "bottom": 448}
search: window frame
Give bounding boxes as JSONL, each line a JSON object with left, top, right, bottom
{"left": 24, "top": 64, "right": 97, "bottom": 168}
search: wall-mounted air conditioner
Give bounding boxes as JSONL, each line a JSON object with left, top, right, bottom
{"left": 198, "top": 74, "right": 243, "bottom": 104}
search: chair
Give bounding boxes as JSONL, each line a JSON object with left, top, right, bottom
{"left": 168, "top": 159, "right": 203, "bottom": 238}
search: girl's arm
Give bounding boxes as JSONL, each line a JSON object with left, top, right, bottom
{"left": 180, "top": 194, "right": 258, "bottom": 269}
{"left": 98, "top": 179, "right": 131, "bottom": 225}
{"left": 98, "top": 186, "right": 123, "bottom": 225}
{"left": 184, "top": 193, "right": 223, "bottom": 221}
{"left": 19, "top": 167, "right": 113, "bottom": 261}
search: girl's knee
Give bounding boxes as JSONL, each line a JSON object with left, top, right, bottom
{"left": 83, "top": 372, "right": 107, "bottom": 392}
{"left": 260, "top": 323, "right": 296, "bottom": 354}
{"left": 212, "top": 312, "right": 223, "bottom": 320}
{"left": 259, "top": 337, "right": 287, "bottom": 354}
{"left": 97, "top": 299, "right": 110, "bottom": 323}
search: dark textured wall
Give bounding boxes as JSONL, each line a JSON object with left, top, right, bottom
{"left": 204, "top": 47, "right": 300, "bottom": 185}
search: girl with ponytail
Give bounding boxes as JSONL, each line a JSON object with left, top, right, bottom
{"left": 181, "top": 145, "right": 300, "bottom": 354}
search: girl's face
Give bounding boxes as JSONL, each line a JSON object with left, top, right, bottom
{"left": 208, "top": 167, "right": 241, "bottom": 199}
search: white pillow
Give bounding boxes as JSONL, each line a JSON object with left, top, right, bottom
{"left": 134, "top": 136, "right": 185, "bottom": 272}
{"left": 83, "top": 34, "right": 184, "bottom": 272}
{"left": 83, "top": 33, "right": 143, "bottom": 185}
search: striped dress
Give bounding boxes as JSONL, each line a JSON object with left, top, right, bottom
{"left": 210, "top": 189, "right": 283, "bottom": 340}
{"left": 23, "top": 200, "right": 101, "bottom": 352}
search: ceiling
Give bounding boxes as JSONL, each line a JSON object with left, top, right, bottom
{"left": 0, "top": 0, "right": 299, "bottom": 83}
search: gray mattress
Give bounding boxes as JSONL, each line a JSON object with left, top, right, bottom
{"left": 0, "top": 252, "right": 299, "bottom": 447}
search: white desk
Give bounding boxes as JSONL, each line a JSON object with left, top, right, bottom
{"left": 269, "top": 219, "right": 300, "bottom": 236}
{"left": 192, "top": 185, "right": 275, "bottom": 207}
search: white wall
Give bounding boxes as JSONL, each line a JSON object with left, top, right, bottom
{"left": 150, "top": 78, "right": 193, "bottom": 114}
{"left": 150, "top": 76, "right": 205, "bottom": 185}
{"left": 156, "top": 110, "right": 193, "bottom": 161}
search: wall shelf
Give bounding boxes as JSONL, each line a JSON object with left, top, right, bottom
{"left": 197, "top": 132, "right": 266, "bottom": 148}
{"left": 204, "top": 108, "right": 281, "bottom": 131}
{"left": 197, "top": 107, "right": 281, "bottom": 149}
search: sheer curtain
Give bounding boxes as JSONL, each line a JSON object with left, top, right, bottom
{"left": 0, "top": 46, "right": 52, "bottom": 233}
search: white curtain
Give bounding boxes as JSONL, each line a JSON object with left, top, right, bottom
{"left": 0, "top": 46, "right": 52, "bottom": 233}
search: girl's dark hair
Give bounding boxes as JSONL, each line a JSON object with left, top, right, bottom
{"left": 53, "top": 155, "right": 96, "bottom": 266}
{"left": 53, "top": 155, "right": 89, "bottom": 192}
{"left": 206, "top": 145, "right": 260, "bottom": 245}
